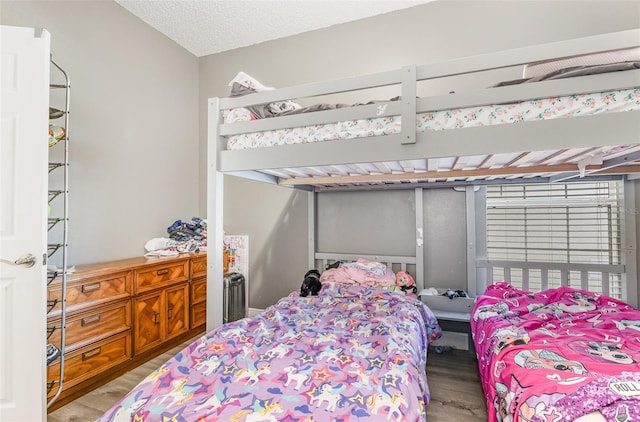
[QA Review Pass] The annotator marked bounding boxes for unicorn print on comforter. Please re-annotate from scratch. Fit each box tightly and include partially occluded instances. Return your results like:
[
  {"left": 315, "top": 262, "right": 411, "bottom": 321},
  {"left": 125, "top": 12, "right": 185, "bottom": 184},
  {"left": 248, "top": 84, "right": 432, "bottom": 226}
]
[{"left": 97, "top": 283, "right": 441, "bottom": 421}]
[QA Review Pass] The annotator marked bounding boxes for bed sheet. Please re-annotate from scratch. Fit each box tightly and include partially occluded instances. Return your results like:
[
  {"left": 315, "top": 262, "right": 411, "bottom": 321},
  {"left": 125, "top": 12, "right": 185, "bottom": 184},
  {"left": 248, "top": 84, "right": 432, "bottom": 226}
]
[
  {"left": 226, "top": 88, "right": 640, "bottom": 150},
  {"left": 97, "top": 283, "right": 441, "bottom": 422},
  {"left": 471, "top": 282, "right": 640, "bottom": 422}
]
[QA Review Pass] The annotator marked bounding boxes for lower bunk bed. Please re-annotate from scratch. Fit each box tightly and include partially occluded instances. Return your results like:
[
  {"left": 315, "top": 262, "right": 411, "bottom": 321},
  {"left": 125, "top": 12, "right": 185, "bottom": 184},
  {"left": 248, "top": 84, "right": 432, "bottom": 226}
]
[
  {"left": 471, "top": 282, "right": 640, "bottom": 422},
  {"left": 97, "top": 259, "right": 442, "bottom": 421}
]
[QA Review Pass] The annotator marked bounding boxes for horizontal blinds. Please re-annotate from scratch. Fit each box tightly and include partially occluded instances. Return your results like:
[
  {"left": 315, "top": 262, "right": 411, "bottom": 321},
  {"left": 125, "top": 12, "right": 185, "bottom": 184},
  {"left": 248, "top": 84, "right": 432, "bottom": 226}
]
[{"left": 486, "top": 182, "right": 624, "bottom": 297}]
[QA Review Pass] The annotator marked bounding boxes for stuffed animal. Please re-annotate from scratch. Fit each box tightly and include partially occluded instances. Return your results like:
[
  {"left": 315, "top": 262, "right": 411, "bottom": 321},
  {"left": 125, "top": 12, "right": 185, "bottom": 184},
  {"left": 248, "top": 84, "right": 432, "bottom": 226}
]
[
  {"left": 396, "top": 271, "right": 417, "bottom": 295},
  {"left": 300, "top": 269, "right": 322, "bottom": 297}
]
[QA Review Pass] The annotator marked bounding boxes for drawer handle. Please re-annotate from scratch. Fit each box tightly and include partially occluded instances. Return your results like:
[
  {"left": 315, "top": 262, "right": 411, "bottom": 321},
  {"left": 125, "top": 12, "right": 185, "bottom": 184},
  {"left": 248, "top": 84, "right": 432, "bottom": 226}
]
[
  {"left": 156, "top": 268, "right": 170, "bottom": 276},
  {"left": 81, "top": 313, "right": 101, "bottom": 327},
  {"left": 82, "top": 282, "right": 101, "bottom": 293},
  {"left": 82, "top": 347, "right": 101, "bottom": 361},
  {"left": 153, "top": 312, "right": 160, "bottom": 325}
]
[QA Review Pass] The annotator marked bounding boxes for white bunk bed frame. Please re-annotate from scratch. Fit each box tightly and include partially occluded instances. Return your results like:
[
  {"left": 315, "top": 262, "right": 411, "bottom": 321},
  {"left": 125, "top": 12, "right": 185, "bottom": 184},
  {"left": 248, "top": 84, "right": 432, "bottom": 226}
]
[{"left": 207, "top": 29, "right": 640, "bottom": 329}]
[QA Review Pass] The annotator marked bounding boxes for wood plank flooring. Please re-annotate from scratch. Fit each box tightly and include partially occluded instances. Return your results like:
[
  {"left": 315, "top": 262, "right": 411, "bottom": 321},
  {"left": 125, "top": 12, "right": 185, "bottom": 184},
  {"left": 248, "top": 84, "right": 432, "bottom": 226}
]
[
  {"left": 48, "top": 342, "right": 487, "bottom": 421},
  {"left": 425, "top": 348, "right": 488, "bottom": 421}
]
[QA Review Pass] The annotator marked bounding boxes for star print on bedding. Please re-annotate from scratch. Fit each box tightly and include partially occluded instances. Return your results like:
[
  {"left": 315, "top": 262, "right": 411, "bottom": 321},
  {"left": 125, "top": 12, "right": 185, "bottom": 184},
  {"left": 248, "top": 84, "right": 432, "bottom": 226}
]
[{"left": 97, "top": 283, "right": 441, "bottom": 421}]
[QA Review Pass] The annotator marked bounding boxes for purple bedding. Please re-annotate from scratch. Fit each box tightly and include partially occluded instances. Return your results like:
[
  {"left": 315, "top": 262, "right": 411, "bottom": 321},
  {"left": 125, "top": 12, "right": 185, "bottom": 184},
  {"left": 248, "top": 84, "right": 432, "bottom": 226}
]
[{"left": 97, "top": 283, "right": 442, "bottom": 421}]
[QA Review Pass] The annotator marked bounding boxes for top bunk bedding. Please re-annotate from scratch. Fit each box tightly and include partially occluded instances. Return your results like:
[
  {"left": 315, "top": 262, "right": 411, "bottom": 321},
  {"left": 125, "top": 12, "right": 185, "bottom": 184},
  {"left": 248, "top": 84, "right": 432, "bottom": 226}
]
[
  {"left": 226, "top": 86, "right": 638, "bottom": 151},
  {"left": 211, "top": 30, "right": 640, "bottom": 189}
]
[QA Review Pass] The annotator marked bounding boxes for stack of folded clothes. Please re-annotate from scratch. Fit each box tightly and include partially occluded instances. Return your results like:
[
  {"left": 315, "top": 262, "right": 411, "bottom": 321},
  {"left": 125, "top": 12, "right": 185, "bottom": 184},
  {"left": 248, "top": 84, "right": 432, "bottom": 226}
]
[
  {"left": 167, "top": 217, "right": 207, "bottom": 242},
  {"left": 144, "top": 217, "right": 207, "bottom": 257}
]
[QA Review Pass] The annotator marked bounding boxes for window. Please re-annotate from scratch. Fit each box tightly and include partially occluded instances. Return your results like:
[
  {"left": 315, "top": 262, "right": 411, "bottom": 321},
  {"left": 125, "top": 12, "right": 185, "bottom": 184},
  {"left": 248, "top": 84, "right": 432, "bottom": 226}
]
[{"left": 486, "top": 181, "right": 624, "bottom": 298}]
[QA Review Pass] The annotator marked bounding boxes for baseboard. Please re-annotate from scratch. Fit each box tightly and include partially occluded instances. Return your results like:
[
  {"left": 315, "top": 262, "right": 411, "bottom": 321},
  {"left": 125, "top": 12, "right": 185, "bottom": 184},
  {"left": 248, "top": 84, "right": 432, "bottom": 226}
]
[{"left": 248, "top": 307, "right": 264, "bottom": 317}]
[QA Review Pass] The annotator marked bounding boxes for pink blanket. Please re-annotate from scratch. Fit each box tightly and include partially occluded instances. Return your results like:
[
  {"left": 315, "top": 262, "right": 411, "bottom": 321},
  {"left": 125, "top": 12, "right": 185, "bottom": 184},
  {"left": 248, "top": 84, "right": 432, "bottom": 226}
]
[{"left": 472, "top": 282, "right": 640, "bottom": 422}]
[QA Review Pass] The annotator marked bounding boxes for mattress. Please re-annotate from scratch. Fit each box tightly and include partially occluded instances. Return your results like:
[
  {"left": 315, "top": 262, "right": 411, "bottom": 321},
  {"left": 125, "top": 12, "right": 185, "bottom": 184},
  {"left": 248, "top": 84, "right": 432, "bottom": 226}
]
[
  {"left": 226, "top": 88, "right": 640, "bottom": 150},
  {"left": 97, "top": 283, "right": 442, "bottom": 421},
  {"left": 471, "top": 282, "right": 640, "bottom": 422}
]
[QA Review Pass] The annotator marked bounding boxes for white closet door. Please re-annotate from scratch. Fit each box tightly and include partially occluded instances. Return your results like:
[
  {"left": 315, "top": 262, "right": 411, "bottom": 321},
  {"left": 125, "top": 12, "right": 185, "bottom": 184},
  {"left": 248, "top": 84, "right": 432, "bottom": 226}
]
[{"left": 0, "top": 25, "right": 49, "bottom": 422}]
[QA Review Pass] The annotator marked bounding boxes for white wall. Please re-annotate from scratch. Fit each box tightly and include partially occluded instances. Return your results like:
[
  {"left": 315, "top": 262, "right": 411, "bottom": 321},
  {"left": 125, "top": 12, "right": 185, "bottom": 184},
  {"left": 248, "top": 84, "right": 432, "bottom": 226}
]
[
  {"left": 1, "top": 0, "right": 200, "bottom": 266},
  {"left": 200, "top": 1, "right": 640, "bottom": 309}
]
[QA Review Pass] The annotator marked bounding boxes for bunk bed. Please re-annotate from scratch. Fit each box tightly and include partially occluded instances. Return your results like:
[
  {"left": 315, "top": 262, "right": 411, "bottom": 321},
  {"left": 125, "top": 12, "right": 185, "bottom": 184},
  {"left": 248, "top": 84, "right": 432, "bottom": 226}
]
[
  {"left": 472, "top": 282, "right": 640, "bottom": 422},
  {"left": 202, "top": 28, "right": 640, "bottom": 421},
  {"left": 96, "top": 256, "right": 442, "bottom": 421}
]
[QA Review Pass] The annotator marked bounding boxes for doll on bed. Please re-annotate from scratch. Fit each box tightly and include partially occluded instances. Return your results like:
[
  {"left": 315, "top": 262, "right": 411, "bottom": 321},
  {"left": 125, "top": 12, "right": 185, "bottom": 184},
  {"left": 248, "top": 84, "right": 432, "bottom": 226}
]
[{"left": 396, "top": 271, "right": 417, "bottom": 296}]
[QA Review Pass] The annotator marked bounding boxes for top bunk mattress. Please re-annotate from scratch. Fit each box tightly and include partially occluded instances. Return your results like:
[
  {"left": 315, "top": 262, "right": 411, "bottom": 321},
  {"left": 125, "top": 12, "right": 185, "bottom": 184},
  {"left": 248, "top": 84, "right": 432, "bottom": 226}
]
[{"left": 227, "top": 87, "right": 640, "bottom": 150}]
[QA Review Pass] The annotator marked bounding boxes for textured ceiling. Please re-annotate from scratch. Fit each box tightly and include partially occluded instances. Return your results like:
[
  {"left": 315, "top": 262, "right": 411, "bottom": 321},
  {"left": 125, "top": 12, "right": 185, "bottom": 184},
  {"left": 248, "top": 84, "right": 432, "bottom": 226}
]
[{"left": 115, "top": 0, "right": 434, "bottom": 57}]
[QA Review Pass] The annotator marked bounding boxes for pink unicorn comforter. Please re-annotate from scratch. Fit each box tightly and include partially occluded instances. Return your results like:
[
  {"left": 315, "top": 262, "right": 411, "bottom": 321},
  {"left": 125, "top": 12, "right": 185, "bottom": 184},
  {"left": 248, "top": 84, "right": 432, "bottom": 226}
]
[
  {"left": 472, "top": 282, "right": 640, "bottom": 422},
  {"left": 97, "top": 283, "right": 441, "bottom": 421}
]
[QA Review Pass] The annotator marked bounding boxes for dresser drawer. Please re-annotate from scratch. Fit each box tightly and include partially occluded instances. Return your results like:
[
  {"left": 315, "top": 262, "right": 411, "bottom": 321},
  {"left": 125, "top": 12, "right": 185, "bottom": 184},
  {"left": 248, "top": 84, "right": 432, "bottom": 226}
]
[
  {"left": 134, "top": 260, "right": 189, "bottom": 294},
  {"left": 190, "top": 277, "right": 206, "bottom": 305},
  {"left": 47, "top": 332, "right": 131, "bottom": 395},
  {"left": 48, "top": 271, "right": 132, "bottom": 316},
  {"left": 191, "top": 301, "right": 206, "bottom": 329},
  {"left": 191, "top": 255, "right": 207, "bottom": 279},
  {"left": 48, "top": 300, "right": 131, "bottom": 352}
]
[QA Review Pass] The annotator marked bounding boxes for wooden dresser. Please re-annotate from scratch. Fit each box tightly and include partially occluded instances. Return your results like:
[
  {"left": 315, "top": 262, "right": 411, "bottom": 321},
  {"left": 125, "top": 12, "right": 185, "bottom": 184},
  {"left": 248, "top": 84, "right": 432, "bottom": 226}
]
[{"left": 47, "top": 253, "right": 207, "bottom": 410}]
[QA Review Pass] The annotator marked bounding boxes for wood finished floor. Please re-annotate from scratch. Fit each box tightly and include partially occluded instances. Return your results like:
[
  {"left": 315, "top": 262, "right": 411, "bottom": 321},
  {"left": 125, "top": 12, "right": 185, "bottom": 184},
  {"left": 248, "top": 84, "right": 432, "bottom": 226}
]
[{"left": 48, "top": 342, "right": 487, "bottom": 421}]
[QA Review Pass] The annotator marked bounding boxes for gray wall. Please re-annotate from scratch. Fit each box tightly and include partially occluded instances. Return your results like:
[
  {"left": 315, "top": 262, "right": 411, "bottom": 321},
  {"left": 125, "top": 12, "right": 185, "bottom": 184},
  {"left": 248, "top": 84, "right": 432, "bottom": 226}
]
[
  {"left": 317, "top": 190, "right": 415, "bottom": 257},
  {"left": 223, "top": 175, "right": 308, "bottom": 308},
  {"left": 200, "top": 0, "right": 639, "bottom": 309},
  {"left": 1, "top": 0, "right": 199, "bottom": 266}
]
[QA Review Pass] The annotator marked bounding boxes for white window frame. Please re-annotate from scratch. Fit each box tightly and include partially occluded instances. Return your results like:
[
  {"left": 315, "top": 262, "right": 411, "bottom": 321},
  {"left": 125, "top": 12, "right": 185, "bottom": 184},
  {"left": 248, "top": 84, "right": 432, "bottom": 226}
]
[{"left": 473, "top": 179, "right": 637, "bottom": 307}]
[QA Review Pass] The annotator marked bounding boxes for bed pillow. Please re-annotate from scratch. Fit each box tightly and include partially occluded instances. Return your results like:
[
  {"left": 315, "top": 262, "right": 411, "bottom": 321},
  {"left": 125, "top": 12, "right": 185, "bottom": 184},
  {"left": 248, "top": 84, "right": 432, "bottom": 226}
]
[
  {"left": 227, "top": 72, "right": 301, "bottom": 121},
  {"left": 319, "top": 258, "right": 396, "bottom": 288}
]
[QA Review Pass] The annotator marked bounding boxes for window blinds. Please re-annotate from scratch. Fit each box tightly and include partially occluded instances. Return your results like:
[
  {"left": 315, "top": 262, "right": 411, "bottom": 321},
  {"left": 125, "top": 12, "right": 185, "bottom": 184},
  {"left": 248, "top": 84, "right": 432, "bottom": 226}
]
[{"left": 486, "top": 181, "right": 624, "bottom": 297}]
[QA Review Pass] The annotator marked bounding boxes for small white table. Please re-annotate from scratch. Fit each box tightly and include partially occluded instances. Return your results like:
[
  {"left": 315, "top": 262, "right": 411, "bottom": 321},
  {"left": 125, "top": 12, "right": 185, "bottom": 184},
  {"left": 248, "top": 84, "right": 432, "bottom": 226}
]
[
  {"left": 431, "top": 310, "right": 474, "bottom": 352},
  {"left": 420, "top": 295, "right": 475, "bottom": 352}
]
